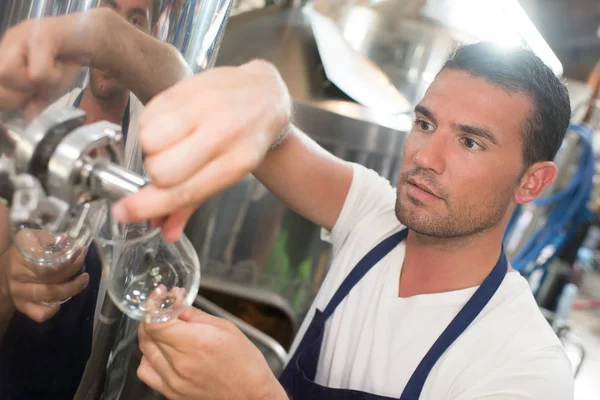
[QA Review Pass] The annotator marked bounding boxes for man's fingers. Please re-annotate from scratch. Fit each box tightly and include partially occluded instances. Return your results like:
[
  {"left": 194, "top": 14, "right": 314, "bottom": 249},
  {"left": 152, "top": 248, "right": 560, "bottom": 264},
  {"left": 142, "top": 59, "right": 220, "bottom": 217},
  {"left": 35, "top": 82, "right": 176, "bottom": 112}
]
[
  {"left": 143, "top": 124, "right": 222, "bottom": 187},
  {"left": 138, "top": 73, "right": 214, "bottom": 153},
  {"left": 138, "top": 324, "right": 190, "bottom": 396},
  {"left": 138, "top": 327, "right": 175, "bottom": 373},
  {"left": 137, "top": 356, "right": 173, "bottom": 399},
  {"left": 10, "top": 273, "right": 90, "bottom": 303},
  {"left": 0, "top": 25, "right": 32, "bottom": 91},
  {"left": 113, "top": 150, "right": 253, "bottom": 223},
  {"left": 178, "top": 307, "right": 238, "bottom": 332},
  {"left": 138, "top": 96, "right": 200, "bottom": 156},
  {"left": 160, "top": 206, "right": 196, "bottom": 242},
  {"left": 143, "top": 307, "right": 234, "bottom": 341},
  {"left": 17, "top": 301, "right": 61, "bottom": 323}
]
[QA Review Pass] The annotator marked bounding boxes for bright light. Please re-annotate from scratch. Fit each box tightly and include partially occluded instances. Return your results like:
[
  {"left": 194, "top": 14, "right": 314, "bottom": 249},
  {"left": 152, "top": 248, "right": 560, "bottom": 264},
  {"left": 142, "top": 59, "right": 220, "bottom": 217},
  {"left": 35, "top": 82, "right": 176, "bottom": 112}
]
[{"left": 421, "top": 0, "right": 563, "bottom": 76}]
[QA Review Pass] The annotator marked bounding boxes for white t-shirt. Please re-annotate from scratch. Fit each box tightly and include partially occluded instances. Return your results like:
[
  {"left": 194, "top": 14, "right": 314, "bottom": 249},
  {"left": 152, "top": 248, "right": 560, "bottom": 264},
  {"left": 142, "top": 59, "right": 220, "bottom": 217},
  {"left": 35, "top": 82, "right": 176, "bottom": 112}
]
[{"left": 287, "top": 163, "right": 574, "bottom": 399}]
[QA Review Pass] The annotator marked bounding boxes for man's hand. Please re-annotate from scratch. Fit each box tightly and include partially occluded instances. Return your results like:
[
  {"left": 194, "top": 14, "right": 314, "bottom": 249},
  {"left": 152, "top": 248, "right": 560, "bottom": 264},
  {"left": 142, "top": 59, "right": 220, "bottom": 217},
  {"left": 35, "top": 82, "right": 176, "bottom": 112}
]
[
  {"left": 0, "top": 7, "right": 189, "bottom": 115},
  {"left": 111, "top": 60, "right": 292, "bottom": 242},
  {"left": 0, "top": 11, "right": 106, "bottom": 118},
  {"left": 137, "top": 307, "right": 289, "bottom": 400},
  {"left": 0, "top": 231, "right": 89, "bottom": 323}
]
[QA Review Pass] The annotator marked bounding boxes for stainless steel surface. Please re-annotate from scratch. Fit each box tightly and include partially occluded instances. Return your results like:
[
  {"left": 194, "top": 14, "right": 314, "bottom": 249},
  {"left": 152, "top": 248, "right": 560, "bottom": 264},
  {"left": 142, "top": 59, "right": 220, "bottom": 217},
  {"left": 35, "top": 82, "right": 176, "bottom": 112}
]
[
  {"left": 201, "top": 275, "right": 299, "bottom": 332},
  {"left": 309, "top": 0, "right": 563, "bottom": 107},
  {"left": 87, "top": 160, "right": 147, "bottom": 201},
  {"left": 194, "top": 295, "right": 288, "bottom": 374},
  {"left": 1, "top": 107, "right": 144, "bottom": 233},
  {"left": 0, "top": 0, "right": 101, "bottom": 38},
  {"left": 309, "top": 9, "right": 411, "bottom": 113},
  {"left": 15, "top": 108, "right": 86, "bottom": 175},
  {"left": 176, "top": 0, "right": 233, "bottom": 72},
  {"left": 47, "top": 119, "right": 124, "bottom": 203},
  {"left": 312, "top": 1, "right": 470, "bottom": 107},
  {"left": 420, "top": 0, "right": 563, "bottom": 76},
  {"left": 215, "top": 6, "right": 325, "bottom": 101},
  {"left": 280, "top": 0, "right": 308, "bottom": 8}
]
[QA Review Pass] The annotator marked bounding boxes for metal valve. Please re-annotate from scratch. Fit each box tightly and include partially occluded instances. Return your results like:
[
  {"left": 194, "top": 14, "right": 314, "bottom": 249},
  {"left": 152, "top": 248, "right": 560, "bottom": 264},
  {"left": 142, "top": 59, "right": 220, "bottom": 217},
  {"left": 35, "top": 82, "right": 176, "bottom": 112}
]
[{"left": 0, "top": 106, "right": 148, "bottom": 235}]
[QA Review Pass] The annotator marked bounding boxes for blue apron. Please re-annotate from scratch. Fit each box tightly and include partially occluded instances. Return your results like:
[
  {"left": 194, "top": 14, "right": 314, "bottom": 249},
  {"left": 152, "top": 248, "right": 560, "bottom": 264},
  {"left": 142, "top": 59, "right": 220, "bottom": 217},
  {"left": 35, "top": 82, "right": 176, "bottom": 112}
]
[
  {"left": 0, "top": 89, "right": 131, "bottom": 400},
  {"left": 279, "top": 228, "right": 507, "bottom": 399}
]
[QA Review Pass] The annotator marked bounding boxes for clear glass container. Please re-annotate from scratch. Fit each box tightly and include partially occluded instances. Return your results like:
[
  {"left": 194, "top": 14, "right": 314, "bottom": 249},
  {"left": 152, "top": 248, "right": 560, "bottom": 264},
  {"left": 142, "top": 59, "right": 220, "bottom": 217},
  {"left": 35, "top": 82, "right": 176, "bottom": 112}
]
[
  {"left": 12, "top": 204, "right": 95, "bottom": 268},
  {"left": 12, "top": 202, "right": 98, "bottom": 304},
  {"left": 95, "top": 221, "right": 200, "bottom": 323}
]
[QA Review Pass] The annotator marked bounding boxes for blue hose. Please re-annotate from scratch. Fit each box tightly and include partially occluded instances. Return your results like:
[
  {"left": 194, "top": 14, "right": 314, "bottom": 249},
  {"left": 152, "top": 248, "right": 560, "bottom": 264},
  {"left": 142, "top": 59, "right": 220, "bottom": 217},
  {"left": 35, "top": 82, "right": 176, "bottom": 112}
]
[{"left": 507, "top": 123, "right": 596, "bottom": 279}]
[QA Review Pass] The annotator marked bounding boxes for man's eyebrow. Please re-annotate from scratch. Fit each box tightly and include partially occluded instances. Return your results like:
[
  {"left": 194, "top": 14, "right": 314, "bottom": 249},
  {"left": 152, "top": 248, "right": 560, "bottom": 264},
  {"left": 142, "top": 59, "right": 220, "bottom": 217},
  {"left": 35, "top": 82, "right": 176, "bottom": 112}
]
[
  {"left": 104, "top": 0, "right": 119, "bottom": 9},
  {"left": 414, "top": 104, "right": 437, "bottom": 125},
  {"left": 453, "top": 123, "right": 499, "bottom": 146},
  {"left": 129, "top": 7, "right": 149, "bottom": 19}
]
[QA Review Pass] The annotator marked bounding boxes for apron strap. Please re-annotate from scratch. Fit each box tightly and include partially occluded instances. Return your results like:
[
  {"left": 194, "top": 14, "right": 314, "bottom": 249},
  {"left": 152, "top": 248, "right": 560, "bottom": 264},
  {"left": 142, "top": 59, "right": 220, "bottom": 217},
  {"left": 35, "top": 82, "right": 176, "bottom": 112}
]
[
  {"left": 322, "top": 229, "right": 408, "bottom": 320},
  {"left": 400, "top": 248, "right": 508, "bottom": 399}
]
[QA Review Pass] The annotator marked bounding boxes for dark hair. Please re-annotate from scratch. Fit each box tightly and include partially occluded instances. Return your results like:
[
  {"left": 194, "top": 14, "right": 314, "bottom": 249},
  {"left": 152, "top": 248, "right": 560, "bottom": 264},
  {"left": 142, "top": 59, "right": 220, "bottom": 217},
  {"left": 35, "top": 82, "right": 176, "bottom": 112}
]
[{"left": 439, "top": 42, "right": 571, "bottom": 167}]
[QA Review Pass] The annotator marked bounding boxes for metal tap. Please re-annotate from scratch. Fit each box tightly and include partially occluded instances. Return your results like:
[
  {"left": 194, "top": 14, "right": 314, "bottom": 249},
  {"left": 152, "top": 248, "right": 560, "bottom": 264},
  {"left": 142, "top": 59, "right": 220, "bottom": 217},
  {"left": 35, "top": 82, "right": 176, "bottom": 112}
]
[{"left": 0, "top": 106, "right": 148, "bottom": 235}]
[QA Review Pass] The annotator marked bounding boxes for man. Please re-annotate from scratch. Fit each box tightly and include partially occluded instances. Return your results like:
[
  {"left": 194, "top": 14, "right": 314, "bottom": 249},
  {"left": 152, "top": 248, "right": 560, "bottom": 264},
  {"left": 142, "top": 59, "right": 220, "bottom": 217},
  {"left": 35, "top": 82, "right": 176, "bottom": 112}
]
[
  {"left": 0, "top": 2, "right": 174, "bottom": 399},
  {"left": 0, "top": 12, "right": 574, "bottom": 400},
  {"left": 118, "top": 47, "right": 575, "bottom": 399}
]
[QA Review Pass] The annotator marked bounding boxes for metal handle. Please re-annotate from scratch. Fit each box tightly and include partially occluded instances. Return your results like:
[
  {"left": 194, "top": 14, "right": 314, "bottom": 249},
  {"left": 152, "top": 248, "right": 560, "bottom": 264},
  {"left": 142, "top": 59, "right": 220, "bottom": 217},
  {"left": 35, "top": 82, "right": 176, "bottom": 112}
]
[{"left": 86, "top": 159, "right": 149, "bottom": 202}]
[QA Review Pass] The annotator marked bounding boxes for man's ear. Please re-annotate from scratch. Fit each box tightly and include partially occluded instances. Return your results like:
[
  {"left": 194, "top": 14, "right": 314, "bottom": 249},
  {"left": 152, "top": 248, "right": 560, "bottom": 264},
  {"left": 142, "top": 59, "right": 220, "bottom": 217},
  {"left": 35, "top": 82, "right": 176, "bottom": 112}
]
[{"left": 514, "top": 161, "right": 557, "bottom": 204}]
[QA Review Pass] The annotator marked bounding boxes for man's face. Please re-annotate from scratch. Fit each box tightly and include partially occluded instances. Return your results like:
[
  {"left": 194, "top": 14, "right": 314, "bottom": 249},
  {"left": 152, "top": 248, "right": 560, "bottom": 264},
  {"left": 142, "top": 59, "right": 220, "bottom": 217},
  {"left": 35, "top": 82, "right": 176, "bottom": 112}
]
[
  {"left": 395, "top": 69, "right": 533, "bottom": 239},
  {"left": 90, "top": 0, "right": 155, "bottom": 101}
]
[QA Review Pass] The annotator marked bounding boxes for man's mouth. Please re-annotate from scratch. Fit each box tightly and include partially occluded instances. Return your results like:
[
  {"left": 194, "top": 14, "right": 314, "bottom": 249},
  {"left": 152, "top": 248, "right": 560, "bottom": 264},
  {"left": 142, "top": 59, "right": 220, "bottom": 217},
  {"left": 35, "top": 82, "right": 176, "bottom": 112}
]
[{"left": 406, "top": 177, "right": 442, "bottom": 200}]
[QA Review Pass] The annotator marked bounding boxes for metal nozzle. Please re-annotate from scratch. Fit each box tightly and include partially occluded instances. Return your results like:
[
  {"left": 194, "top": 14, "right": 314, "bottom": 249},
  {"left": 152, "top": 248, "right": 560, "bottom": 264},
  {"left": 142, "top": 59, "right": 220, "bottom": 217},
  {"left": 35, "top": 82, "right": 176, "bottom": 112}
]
[{"left": 86, "top": 159, "right": 149, "bottom": 202}]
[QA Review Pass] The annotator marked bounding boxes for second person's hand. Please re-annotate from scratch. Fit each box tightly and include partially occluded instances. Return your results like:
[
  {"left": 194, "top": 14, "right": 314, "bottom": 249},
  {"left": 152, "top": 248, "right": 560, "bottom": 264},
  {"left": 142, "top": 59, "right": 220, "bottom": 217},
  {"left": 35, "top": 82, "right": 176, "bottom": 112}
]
[
  {"left": 111, "top": 60, "right": 292, "bottom": 241},
  {"left": 0, "top": 233, "right": 89, "bottom": 323}
]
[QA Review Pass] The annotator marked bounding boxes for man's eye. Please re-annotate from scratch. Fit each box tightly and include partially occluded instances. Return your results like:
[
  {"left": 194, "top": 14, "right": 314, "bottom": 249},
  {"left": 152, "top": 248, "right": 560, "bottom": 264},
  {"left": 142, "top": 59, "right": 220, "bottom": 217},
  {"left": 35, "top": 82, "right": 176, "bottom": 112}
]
[
  {"left": 462, "top": 137, "right": 483, "bottom": 151},
  {"left": 415, "top": 119, "right": 434, "bottom": 132}
]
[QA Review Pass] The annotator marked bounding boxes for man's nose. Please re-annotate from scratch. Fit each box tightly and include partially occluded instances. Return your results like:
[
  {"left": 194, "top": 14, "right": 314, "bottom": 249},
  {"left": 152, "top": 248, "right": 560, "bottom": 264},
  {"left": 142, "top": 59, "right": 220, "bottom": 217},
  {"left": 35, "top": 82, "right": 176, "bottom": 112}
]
[{"left": 412, "top": 131, "right": 446, "bottom": 175}]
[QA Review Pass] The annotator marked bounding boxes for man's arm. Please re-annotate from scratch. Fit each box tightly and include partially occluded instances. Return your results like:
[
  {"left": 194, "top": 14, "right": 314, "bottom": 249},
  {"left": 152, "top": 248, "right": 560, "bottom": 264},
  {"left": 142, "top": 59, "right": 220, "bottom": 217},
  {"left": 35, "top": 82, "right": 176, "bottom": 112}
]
[
  {"left": 0, "top": 204, "right": 15, "bottom": 339},
  {"left": 46, "top": 8, "right": 192, "bottom": 105},
  {"left": 111, "top": 61, "right": 354, "bottom": 237},
  {"left": 82, "top": 8, "right": 193, "bottom": 104},
  {"left": 253, "top": 125, "right": 353, "bottom": 232},
  {"left": 0, "top": 8, "right": 192, "bottom": 110}
]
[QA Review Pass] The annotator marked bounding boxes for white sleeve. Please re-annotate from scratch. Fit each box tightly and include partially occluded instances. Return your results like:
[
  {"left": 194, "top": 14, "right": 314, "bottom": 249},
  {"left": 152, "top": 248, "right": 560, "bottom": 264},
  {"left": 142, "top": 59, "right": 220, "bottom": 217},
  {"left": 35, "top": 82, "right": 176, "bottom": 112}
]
[
  {"left": 452, "top": 346, "right": 574, "bottom": 400},
  {"left": 321, "top": 163, "right": 397, "bottom": 256}
]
